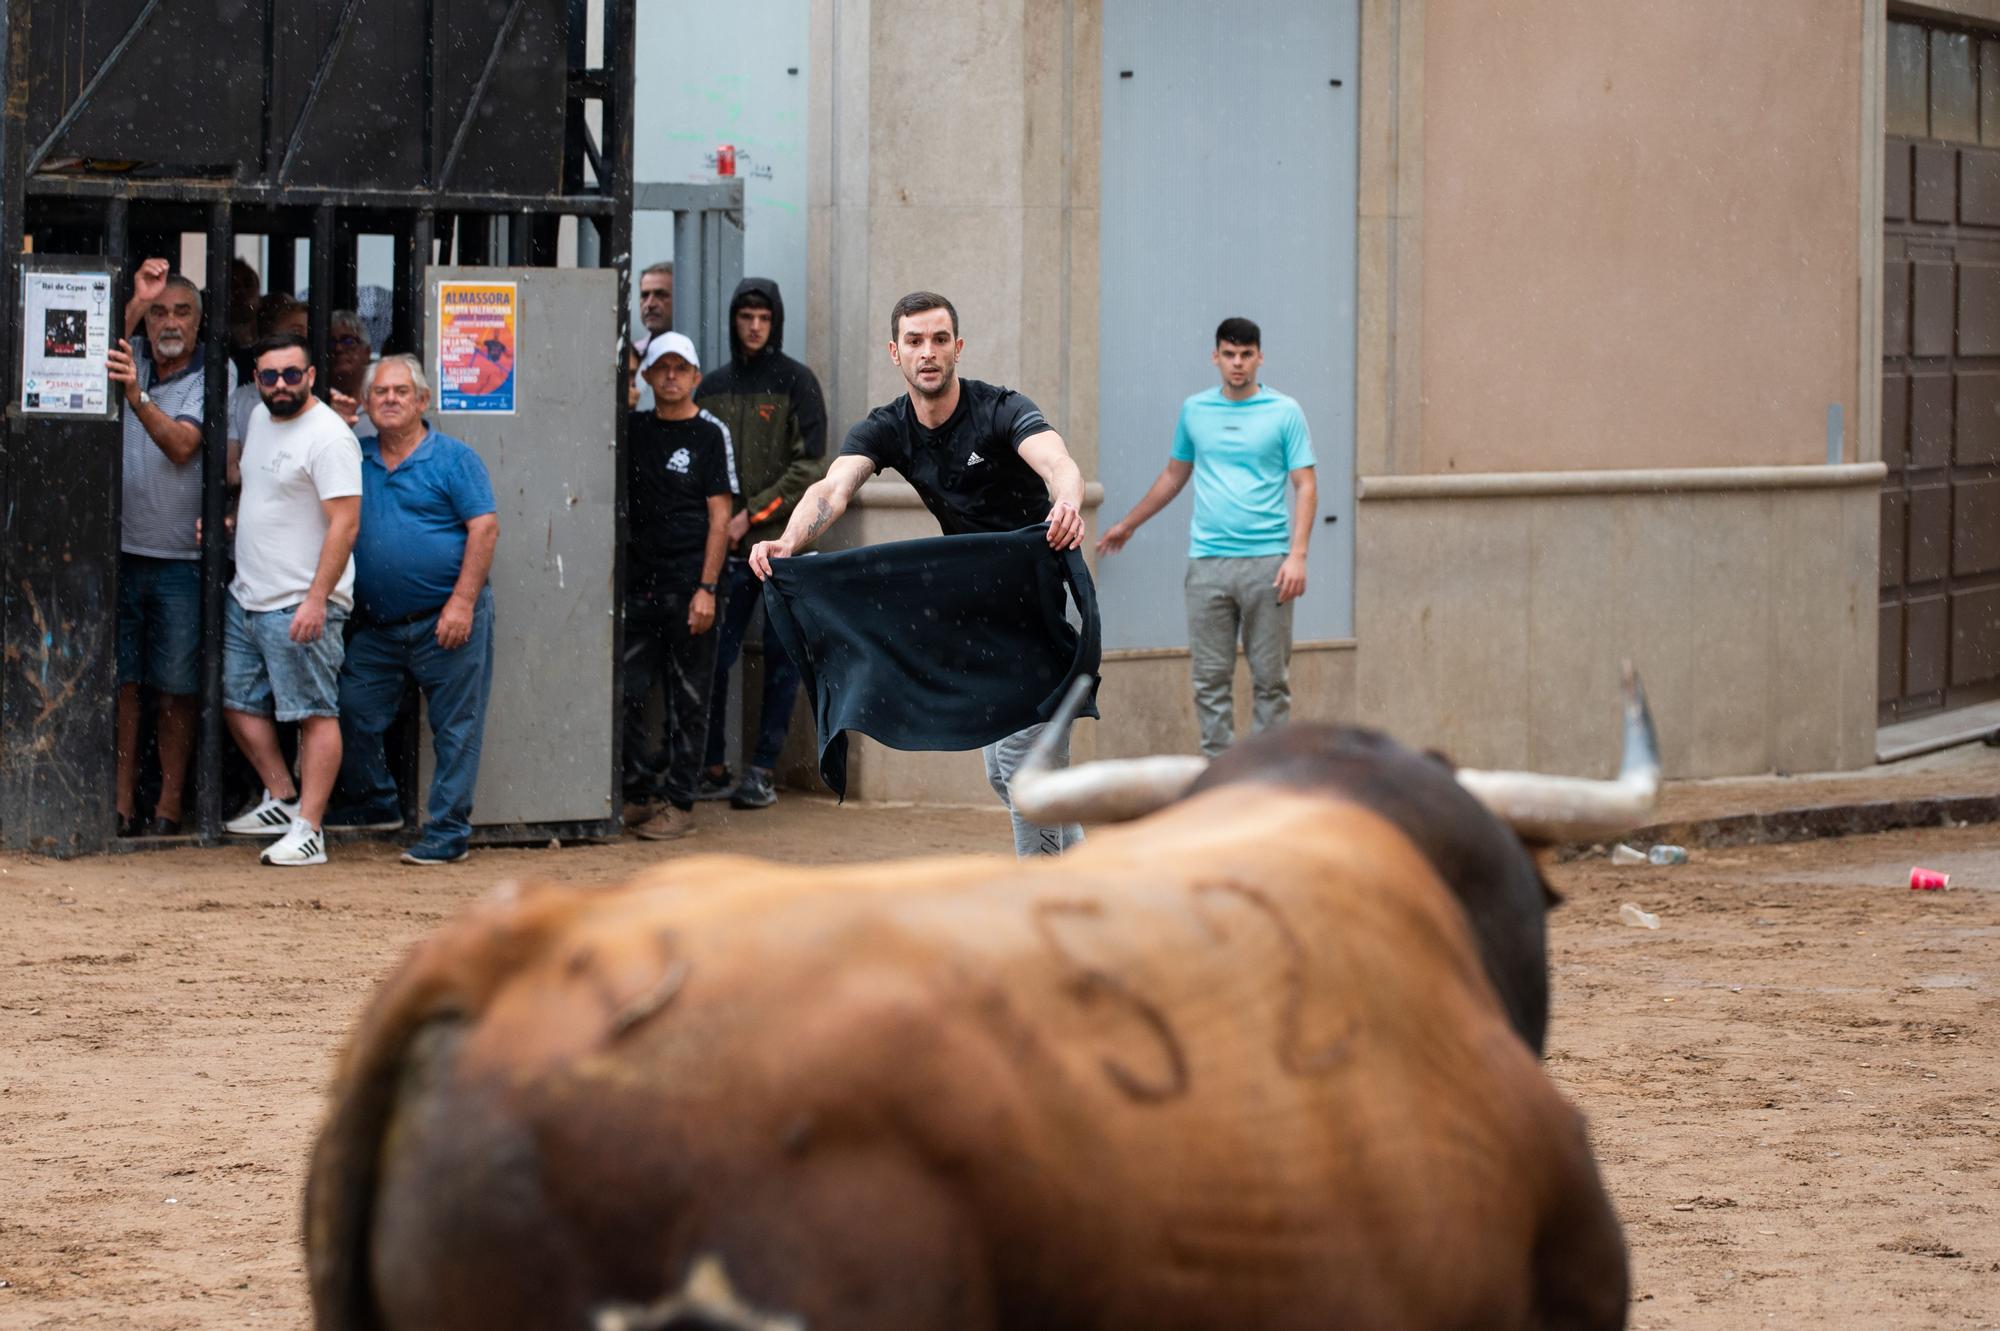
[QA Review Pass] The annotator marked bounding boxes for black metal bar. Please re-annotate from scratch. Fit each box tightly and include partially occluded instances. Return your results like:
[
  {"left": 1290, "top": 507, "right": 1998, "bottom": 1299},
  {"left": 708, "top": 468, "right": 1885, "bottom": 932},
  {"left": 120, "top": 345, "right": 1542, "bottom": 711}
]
[
  {"left": 0, "top": 0, "right": 27, "bottom": 418},
  {"left": 310, "top": 203, "right": 334, "bottom": 389},
  {"left": 606, "top": 0, "right": 635, "bottom": 819},
  {"left": 458, "top": 213, "right": 491, "bottom": 266},
  {"left": 276, "top": 0, "right": 366, "bottom": 185},
  {"left": 438, "top": 0, "right": 532, "bottom": 191},
  {"left": 407, "top": 209, "right": 435, "bottom": 356},
  {"left": 197, "top": 204, "right": 232, "bottom": 841},
  {"left": 506, "top": 211, "right": 530, "bottom": 265},
  {"left": 24, "top": 0, "right": 162, "bottom": 174},
  {"left": 23, "top": 176, "right": 621, "bottom": 215},
  {"left": 268, "top": 233, "right": 296, "bottom": 295}
]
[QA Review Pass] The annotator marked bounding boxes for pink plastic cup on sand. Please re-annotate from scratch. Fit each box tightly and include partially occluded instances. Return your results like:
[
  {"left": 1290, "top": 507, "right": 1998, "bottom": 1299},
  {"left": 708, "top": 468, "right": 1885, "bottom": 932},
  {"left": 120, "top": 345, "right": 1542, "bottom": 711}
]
[{"left": 1909, "top": 866, "right": 1950, "bottom": 891}]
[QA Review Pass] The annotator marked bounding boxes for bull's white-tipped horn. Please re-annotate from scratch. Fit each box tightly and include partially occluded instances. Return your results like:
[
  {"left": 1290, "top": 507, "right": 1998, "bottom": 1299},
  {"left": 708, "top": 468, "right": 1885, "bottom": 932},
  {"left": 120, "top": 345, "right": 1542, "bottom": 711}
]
[
  {"left": 1007, "top": 676, "right": 1209, "bottom": 826},
  {"left": 1453, "top": 662, "right": 1661, "bottom": 843}
]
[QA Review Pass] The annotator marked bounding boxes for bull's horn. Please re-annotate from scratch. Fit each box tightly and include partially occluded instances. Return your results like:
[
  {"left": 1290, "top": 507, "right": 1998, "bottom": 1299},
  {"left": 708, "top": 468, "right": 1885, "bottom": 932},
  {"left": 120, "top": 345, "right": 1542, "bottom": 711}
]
[
  {"left": 1453, "top": 662, "right": 1661, "bottom": 843},
  {"left": 1007, "top": 675, "right": 1209, "bottom": 826}
]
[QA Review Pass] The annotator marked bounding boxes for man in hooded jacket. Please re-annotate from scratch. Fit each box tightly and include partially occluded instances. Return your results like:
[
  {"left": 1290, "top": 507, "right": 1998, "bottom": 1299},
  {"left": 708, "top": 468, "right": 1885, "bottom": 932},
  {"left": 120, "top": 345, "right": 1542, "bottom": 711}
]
[{"left": 691, "top": 278, "right": 830, "bottom": 808}]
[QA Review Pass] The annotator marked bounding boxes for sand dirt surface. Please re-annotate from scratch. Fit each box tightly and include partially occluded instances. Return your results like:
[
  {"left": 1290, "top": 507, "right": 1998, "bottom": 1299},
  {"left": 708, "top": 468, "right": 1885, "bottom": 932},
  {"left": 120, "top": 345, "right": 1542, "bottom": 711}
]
[{"left": 0, "top": 804, "right": 1995, "bottom": 1328}]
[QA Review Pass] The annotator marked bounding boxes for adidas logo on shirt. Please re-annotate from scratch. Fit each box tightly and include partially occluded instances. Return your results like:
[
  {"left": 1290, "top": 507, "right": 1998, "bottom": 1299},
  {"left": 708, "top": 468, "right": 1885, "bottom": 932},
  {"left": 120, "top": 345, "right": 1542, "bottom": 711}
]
[
  {"left": 666, "top": 447, "right": 692, "bottom": 474},
  {"left": 966, "top": 451, "right": 985, "bottom": 466}
]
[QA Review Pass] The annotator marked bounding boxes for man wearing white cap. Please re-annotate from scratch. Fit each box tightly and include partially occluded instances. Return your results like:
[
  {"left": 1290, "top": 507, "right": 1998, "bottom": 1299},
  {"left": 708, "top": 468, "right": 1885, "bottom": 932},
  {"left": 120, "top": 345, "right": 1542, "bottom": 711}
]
[{"left": 621, "top": 332, "right": 739, "bottom": 840}]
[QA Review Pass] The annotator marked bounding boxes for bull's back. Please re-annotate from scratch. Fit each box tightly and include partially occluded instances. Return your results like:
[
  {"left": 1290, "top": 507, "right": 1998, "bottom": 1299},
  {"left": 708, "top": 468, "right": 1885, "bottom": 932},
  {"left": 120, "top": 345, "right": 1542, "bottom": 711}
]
[{"left": 315, "top": 801, "right": 1622, "bottom": 1330}]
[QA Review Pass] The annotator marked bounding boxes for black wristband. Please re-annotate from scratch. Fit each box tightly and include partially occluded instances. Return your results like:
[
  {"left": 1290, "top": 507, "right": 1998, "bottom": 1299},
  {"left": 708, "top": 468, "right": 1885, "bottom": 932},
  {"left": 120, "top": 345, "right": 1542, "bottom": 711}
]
[{"left": 696, "top": 581, "right": 718, "bottom": 594}]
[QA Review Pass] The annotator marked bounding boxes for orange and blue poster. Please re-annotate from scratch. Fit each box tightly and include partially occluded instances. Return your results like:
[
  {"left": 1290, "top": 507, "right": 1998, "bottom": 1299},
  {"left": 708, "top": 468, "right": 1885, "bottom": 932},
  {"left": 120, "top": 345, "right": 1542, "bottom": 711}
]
[{"left": 438, "top": 281, "right": 517, "bottom": 413}]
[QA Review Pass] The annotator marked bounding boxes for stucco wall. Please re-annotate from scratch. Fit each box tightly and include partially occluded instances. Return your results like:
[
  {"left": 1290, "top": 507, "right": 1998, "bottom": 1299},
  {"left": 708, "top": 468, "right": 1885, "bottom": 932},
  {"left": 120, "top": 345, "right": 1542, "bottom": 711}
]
[{"left": 1417, "top": 0, "right": 1866, "bottom": 474}]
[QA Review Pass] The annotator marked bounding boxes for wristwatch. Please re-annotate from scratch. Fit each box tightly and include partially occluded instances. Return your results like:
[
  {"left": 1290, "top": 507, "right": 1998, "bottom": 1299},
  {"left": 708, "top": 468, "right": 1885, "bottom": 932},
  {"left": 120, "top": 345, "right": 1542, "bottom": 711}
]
[
  {"left": 696, "top": 581, "right": 718, "bottom": 594},
  {"left": 137, "top": 390, "right": 152, "bottom": 408}
]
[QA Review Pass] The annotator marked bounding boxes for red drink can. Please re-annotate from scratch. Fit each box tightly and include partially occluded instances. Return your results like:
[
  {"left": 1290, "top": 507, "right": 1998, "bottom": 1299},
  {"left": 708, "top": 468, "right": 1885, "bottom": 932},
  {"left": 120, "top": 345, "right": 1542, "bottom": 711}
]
[
  {"left": 1909, "top": 866, "right": 1950, "bottom": 891},
  {"left": 716, "top": 144, "right": 736, "bottom": 177}
]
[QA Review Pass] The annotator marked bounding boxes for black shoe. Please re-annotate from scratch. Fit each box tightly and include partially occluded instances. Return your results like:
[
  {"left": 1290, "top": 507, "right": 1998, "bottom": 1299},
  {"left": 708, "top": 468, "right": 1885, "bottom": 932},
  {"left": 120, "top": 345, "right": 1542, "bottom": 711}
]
[
  {"left": 148, "top": 816, "right": 182, "bottom": 837},
  {"left": 116, "top": 813, "right": 142, "bottom": 838},
  {"left": 729, "top": 767, "right": 778, "bottom": 810},
  {"left": 694, "top": 767, "right": 736, "bottom": 802}
]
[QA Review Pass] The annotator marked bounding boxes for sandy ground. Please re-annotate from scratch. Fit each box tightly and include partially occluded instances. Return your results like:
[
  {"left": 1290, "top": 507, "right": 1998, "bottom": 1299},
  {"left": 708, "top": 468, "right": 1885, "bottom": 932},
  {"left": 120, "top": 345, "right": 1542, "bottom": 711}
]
[{"left": 0, "top": 801, "right": 1995, "bottom": 1329}]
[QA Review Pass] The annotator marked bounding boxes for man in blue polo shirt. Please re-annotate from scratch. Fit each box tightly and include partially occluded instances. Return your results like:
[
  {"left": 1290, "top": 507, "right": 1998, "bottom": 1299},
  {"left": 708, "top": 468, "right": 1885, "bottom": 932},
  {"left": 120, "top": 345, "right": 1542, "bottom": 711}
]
[
  {"left": 1097, "top": 315, "right": 1317, "bottom": 757},
  {"left": 331, "top": 354, "right": 500, "bottom": 864}
]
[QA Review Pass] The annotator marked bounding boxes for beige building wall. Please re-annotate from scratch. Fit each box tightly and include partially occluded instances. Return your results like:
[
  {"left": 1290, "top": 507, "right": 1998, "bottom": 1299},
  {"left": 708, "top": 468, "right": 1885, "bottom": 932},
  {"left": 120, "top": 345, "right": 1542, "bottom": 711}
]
[
  {"left": 796, "top": 0, "right": 1889, "bottom": 801},
  {"left": 1418, "top": 0, "right": 1866, "bottom": 475},
  {"left": 1346, "top": 0, "right": 1885, "bottom": 780}
]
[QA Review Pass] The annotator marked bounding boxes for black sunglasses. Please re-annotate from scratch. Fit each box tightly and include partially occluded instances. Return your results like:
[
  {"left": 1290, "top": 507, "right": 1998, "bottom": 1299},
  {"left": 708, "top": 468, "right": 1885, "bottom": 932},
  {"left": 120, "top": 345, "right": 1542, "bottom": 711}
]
[{"left": 256, "top": 367, "right": 308, "bottom": 386}]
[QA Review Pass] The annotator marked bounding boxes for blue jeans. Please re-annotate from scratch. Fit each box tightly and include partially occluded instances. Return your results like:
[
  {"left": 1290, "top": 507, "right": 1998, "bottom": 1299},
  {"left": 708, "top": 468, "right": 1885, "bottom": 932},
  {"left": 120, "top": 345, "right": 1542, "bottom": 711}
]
[
  {"left": 702, "top": 558, "right": 802, "bottom": 772},
  {"left": 335, "top": 588, "right": 494, "bottom": 853},
  {"left": 223, "top": 596, "right": 347, "bottom": 720},
  {"left": 117, "top": 555, "right": 202, "bottom": 695}
]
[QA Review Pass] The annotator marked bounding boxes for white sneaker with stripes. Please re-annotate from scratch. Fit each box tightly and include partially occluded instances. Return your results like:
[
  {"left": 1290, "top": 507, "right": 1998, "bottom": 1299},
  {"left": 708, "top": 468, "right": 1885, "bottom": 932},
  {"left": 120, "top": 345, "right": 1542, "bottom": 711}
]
[
  {"left": 261, "top": 818, "right": 327, "bottom": 867},
  {"left": 227, "top": 790, "right": 301, "bottom": 837}
]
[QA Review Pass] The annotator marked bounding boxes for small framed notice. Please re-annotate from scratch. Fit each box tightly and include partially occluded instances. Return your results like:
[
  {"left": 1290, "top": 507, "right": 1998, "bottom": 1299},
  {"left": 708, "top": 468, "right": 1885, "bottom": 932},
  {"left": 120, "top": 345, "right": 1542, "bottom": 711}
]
[{"left": 16, "top": 258, "right": 116, "bottom": 420}]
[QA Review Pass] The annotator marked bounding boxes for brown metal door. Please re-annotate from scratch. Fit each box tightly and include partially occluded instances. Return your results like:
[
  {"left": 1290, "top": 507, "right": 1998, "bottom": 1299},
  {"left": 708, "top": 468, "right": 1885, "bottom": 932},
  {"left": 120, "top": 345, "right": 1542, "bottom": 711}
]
[{"left": 1881, "top": 19, "right": 2000, "bottom": 724}]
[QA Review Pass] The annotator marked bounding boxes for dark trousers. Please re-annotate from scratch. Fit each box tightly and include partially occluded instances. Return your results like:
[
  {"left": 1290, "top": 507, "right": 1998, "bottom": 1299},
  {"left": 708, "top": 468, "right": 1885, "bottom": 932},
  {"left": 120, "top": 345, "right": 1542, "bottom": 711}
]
[
  {"left": 623, "top": 585, "right": 724, "bottom": 809},
  {"left": 702, "top": 558, "right": 802, "bottom": 773},
  {"left": 336, "top": 588, "right": 495, "bottom": 852}
]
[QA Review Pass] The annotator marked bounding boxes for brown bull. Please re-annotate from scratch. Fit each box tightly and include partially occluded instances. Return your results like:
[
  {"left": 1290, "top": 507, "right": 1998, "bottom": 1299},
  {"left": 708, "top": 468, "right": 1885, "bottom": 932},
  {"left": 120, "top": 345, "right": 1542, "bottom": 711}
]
[{"left": 308, "top": 695, "right": 1643, "bottom": 1330}]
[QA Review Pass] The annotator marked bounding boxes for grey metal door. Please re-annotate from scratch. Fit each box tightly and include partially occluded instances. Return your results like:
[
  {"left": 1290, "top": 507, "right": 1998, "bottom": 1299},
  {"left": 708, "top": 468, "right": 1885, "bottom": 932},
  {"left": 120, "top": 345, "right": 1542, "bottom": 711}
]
[
  {"left": 422, "top": 266, "right": 619, "bottom": 828},
  {"left": 1097, "top": 0, "right": 1358, "bottom": 649}
]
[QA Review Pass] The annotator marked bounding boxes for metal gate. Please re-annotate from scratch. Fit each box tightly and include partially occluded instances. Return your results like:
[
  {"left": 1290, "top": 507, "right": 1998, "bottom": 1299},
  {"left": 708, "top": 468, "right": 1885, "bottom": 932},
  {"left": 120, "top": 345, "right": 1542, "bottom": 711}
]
[
  {"left": 1880, "top": 16, "right": 2000, "bottom": 724},
  {"left": 1096, "top": 0, "right": 1358, "bottom": 650}
]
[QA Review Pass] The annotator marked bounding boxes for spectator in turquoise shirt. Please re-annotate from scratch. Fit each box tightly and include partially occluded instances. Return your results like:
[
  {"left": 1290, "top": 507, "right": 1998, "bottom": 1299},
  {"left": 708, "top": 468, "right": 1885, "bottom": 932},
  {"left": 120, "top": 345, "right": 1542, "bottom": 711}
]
[{"left": 1097, "top": 316, "right": 1317, "bottom": 756}]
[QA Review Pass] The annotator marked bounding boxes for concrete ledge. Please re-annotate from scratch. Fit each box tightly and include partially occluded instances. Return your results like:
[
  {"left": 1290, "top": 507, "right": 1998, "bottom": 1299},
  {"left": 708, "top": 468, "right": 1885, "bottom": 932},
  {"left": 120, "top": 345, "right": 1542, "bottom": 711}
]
[
  {"left": 1104, "top": 638, "right": 1356, "bottom": 663},
  {"left": 1360, "top": 462, "right": 1886, "bottom": 501},
  {"left": 1557, "top": 793, "right": 2000, "bottom": 860}
]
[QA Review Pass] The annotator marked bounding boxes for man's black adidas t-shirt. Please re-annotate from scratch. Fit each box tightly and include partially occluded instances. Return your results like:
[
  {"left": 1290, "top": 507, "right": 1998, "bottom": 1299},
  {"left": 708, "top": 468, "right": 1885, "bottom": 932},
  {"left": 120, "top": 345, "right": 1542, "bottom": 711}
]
[
  {"left": 626, "top": 409, "right": 735, "bottom": 594},
  {"left": 838, "top": 378, "right": 1053, "bottom": 535}
]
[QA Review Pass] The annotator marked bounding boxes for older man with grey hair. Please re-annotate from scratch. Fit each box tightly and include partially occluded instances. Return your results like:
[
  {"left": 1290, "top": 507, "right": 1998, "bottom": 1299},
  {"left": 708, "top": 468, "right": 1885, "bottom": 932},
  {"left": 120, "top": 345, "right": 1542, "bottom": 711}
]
[
  {"left": 104, "top": 258, "right": 236, "bottom": 837},
  {"left": 328, "top": 353, "right": 500, "bottom": 865}
]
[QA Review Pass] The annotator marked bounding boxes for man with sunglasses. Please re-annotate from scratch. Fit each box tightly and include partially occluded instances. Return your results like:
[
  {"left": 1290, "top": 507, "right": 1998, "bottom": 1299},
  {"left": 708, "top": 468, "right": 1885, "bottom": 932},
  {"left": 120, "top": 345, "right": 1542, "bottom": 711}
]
[{"left": 221, "top": 333, "right": 363, "bottom": 867}]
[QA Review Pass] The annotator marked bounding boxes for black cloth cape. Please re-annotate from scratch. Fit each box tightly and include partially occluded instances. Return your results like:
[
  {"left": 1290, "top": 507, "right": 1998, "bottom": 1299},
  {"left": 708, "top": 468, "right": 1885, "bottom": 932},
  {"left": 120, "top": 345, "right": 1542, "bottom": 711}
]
[{"left": 761, "top": 524, "right": 1101, "bottom": 798}]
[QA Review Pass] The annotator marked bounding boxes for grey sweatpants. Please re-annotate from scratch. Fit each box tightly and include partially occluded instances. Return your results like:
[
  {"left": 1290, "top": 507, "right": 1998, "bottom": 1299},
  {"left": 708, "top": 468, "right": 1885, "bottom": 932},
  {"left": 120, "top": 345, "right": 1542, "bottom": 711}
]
[
  {"left": 983, "top": 721, "right": 1085, "bottom": 857},
  {"left": 1186, "top": 554, "right": 1294, "bottom": 758}
]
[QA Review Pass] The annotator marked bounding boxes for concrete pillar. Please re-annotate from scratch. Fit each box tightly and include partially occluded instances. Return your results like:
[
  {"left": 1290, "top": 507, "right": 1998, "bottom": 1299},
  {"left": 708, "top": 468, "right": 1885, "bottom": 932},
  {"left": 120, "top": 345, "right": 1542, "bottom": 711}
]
[{"left": 801, "top": 0, "right": 1103, "bottom": 803}]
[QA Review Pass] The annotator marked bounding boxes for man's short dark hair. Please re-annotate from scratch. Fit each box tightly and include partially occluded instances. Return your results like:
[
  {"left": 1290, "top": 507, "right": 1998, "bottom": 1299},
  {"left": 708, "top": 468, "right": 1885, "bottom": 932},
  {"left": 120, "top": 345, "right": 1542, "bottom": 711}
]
[
  {"left": 251, "top": 331, "right": 311, "bottom": 364},
  {"left": 1215, "top": 317, "right": 1261, "bottom": 348},
  {"left": 641, "top": 261, "right": 673, "bottom": 282},
  {"left": 737, "top": 290, "right": 774, "bottom": 312},
  {"left": 890, "top": 291, "right": 958, "bottom": 340}
]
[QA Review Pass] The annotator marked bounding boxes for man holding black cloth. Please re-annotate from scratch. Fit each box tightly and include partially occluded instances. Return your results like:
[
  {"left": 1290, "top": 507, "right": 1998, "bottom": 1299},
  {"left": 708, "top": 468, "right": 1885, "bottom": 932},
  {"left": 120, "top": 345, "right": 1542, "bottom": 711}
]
[
  {"left": 623, "top": 332, "right": 737, "bottom": 841},
  {"left": 749, "top": 290, "right": 1088, "bottom": 856}
]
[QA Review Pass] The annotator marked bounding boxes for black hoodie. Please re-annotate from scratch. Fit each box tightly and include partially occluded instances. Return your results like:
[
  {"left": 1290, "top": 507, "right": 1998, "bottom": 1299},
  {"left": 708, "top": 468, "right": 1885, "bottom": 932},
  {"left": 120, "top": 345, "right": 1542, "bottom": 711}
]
[{"left": 693, "top": 278, "right": 830, "bottom": 549}]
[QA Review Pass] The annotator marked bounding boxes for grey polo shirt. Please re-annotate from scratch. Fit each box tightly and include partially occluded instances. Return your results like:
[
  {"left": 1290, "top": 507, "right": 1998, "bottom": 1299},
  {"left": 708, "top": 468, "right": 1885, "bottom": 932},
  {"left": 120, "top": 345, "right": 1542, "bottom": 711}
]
[{"left": 121, "top": 337, "right": 234, "bottom": 559}]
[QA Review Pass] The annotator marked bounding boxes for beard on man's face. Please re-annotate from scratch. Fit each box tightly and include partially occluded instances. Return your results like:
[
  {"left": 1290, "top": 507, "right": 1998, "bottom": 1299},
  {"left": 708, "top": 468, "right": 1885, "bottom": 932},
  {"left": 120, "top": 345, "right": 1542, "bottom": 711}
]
[{"left": 262, "top": 386, "right": 308, "bottom": 419}]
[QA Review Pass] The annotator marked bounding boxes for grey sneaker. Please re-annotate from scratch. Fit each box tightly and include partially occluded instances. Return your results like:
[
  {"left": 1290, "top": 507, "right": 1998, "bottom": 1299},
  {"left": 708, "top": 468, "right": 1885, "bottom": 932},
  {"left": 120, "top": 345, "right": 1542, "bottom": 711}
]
[
  {"left": 693, "top": 767, "right": 736, "bottom": 801},
  {"left": 729, "top": 766, "right": 777, "bottom": 810}
]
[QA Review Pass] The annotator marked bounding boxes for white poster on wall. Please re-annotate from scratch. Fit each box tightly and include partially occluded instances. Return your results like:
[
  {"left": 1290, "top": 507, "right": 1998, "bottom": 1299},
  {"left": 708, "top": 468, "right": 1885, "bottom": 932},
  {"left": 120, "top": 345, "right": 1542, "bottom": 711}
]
[{"left": 19, "top": 269, "right": 114, "bottom": 416}]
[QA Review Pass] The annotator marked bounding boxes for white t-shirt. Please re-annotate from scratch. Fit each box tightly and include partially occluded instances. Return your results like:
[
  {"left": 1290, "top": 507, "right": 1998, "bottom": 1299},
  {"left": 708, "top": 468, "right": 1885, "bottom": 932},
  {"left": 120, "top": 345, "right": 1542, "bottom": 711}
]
[{"left": 231, "top": 398, "right": 363, "bottom": 613}]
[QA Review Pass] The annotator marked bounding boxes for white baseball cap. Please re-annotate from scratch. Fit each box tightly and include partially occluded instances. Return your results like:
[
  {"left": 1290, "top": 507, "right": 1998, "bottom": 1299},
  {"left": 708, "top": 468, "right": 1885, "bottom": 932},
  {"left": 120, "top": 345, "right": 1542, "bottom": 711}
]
[{"left": 639, "top": 330, "right": 700, "bottom": 374}]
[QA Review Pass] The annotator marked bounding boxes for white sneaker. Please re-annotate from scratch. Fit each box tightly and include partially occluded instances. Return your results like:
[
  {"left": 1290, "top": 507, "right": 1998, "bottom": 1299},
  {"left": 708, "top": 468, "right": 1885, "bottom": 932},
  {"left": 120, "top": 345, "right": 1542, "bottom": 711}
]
[
  {"left": 227, "top": 790, "right": 301, "bottom": 837},
  {"left": 261, "top": 818, "right": 327, "bottom": 867}
]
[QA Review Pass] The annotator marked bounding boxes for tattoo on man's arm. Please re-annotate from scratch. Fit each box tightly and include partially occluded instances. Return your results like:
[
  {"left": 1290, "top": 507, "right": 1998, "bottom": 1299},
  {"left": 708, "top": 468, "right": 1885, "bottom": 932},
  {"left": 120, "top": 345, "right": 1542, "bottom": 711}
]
[{"left": 803, "top": 497, "right": 833, "bottom": 543}]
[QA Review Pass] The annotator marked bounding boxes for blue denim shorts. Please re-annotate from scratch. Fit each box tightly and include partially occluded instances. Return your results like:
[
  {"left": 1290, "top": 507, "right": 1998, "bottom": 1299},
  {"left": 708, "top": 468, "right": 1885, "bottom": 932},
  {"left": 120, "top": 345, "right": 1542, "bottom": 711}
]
[
  {"left": 223, "top": 596, "right": 347, "bottom": 721},
  {"left": 116, "top": 555, "right": 202, "bottom": 695}
]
